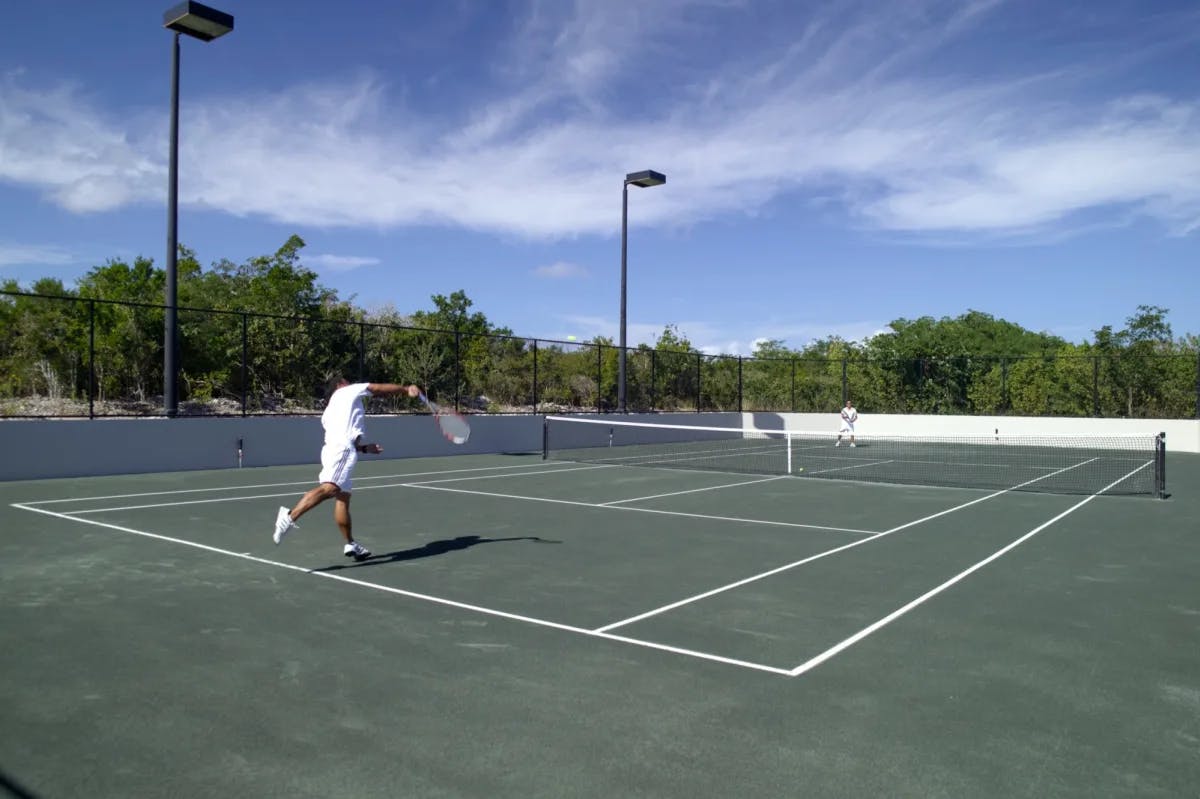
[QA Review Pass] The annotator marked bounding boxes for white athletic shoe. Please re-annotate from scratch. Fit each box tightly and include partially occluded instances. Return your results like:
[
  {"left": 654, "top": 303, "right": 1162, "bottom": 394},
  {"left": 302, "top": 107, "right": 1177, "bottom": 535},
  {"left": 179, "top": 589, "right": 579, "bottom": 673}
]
[
  {"left": 343, "top": 541, "right": 372, "bottom": 562},
  {"left": 273, "top": 506, "right": 296, "bottom": 544},
  {"left": 850, "top": 442, "right": 856, "bottom": 447},
  {"left": 835, "top": 441, "right": 841, "bottom": 447}
]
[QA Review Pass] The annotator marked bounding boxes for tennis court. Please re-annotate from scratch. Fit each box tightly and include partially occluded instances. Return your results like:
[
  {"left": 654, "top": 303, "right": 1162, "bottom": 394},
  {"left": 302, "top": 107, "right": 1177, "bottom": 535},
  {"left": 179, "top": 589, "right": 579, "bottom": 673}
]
[{"left": 3, "top": 437, "right": 1198, "bottom": 797}]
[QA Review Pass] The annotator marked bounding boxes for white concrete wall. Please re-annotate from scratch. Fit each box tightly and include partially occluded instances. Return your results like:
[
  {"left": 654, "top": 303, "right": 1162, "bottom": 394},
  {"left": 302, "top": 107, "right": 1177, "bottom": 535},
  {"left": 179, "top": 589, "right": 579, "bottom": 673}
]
[
  {"left": 0, "top": 412, "right": 740, "bottom": 482},
  {"left": 2, "top": 411, "right": 1192, "bottom": 482},
  {"left": 741, "top": 412, "right": 1200, "bottom": 453}
]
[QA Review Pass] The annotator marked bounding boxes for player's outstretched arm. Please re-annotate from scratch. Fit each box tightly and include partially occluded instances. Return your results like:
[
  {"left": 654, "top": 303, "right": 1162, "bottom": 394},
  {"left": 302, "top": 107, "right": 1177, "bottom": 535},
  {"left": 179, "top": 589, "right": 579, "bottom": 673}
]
[{"left": 367, "top": 383, "right": 420, "bottom": 398}]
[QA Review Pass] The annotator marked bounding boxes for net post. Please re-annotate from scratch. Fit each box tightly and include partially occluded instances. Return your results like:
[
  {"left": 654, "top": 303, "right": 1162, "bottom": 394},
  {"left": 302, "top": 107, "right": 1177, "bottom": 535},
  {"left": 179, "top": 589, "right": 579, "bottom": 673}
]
[
  {"left": 541, "top": 418, "right": 549, "bottom": 460},
  {"left": 1154, "top": 431, "right": 1166, "bottom": 499}
]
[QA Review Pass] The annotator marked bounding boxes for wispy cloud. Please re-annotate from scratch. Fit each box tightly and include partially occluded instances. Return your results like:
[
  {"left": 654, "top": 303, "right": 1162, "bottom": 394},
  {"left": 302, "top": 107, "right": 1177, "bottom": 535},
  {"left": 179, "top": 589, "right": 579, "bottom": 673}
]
[
  {"left": 306, "top": 253, "right": 380, "bottom": 272},
  {"left": 2, "top": 1, "right": 1198, "bottom": 239},
  {"left": 533, "top": 260, "right": 588, "bottom": 279},
  {"left": 0, "top": 242, "right": 77, "bottom": 267}
]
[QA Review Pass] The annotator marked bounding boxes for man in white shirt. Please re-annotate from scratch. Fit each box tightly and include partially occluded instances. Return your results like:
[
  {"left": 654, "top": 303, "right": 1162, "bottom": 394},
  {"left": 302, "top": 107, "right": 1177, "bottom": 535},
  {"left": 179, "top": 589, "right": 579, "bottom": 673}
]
[
  {"left": 273, "top": 376, "right": 419, "bottom": 560},
  {"left": 836, "top": 399, "right": 857, "bottom": 447}
]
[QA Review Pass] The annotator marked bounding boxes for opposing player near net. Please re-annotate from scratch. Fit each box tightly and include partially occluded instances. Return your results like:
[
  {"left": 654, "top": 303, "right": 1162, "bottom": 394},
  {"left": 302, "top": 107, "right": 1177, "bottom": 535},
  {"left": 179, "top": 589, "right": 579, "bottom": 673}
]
[
  {"left": 836, "top": 399, "right": 857, "bottom": 447},
  {"left": 272, "top": 376, "right": 420, "bottom": 561}
]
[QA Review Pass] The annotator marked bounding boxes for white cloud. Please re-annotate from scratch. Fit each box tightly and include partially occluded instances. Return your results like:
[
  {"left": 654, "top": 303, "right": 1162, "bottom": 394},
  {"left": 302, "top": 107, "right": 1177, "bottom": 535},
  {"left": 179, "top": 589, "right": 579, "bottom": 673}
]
[
  {"left": 546, "top": 312, "right": 892, "bottom": 355},
  {"left": 533, "top": 260, "right": 588, "bottom": 279},
  {"left": 306, "top": 253, "right": 380, "bottom": 272},
  {"left": 2, "top": 2, "right": 1198, "bottom": 239}
]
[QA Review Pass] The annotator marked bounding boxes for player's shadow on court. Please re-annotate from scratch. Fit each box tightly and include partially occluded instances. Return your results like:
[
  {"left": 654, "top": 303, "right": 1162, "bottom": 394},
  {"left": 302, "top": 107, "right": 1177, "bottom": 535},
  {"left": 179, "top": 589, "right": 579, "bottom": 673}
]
[{"left": 312, "top": 534, "right": 560, "bottom": 571}]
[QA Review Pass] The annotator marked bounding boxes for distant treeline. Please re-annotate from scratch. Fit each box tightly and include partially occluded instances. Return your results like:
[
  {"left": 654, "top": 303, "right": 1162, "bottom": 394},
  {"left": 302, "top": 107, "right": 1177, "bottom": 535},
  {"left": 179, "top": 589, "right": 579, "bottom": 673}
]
[{"left": 1, "top": 235, "right": 1197, "bottom": 418}]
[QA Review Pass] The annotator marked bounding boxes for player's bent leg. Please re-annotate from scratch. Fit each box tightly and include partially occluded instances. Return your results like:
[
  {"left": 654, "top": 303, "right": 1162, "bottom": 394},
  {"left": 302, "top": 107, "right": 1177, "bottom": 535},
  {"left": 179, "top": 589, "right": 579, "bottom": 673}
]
[
  {"left": 274, "top": 482, "right": 340, "bottom": 545},
  {"left": 334, "top": 490, "right": 353, "bottom": 542},
  {"left": 291, "top": 482, "right": 340, "bottom": 521},
  {"left": 335, "top": 491, "right": 372, "bottom": 561}
]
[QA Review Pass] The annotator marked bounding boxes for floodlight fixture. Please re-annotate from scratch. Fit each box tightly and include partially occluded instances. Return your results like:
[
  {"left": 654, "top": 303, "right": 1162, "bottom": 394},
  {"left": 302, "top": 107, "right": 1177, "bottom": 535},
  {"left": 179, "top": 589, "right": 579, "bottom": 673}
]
[{"left": 163, "top": 1, "right": 234, "bottom": 41}]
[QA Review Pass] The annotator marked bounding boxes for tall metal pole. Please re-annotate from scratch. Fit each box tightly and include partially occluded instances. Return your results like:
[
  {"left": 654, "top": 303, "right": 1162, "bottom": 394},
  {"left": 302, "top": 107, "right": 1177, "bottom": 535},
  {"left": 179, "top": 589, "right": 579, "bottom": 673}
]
[
  {"left": 618, "top": 182, "right": 629, "bottom": 414},
  {"left": 165, "top": 31, "right": 181, "bottom": 417}
]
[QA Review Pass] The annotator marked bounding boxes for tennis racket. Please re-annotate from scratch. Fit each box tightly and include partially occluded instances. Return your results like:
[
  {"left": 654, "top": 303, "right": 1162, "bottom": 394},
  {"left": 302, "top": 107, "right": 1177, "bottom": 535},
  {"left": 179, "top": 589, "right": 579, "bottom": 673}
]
[{"left": 418, "top": 391, "right": 471, "bottom": 445}]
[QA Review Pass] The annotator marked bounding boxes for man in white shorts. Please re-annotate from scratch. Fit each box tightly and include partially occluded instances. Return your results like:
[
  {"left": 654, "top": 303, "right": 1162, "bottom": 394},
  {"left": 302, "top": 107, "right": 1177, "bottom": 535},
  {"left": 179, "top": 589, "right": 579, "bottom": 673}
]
[
  {"left": 836, "top": 399, "right": 857, "bottom": 447},
  {"left": 273, "top": 376, "right": 419, "bottom": 560}
]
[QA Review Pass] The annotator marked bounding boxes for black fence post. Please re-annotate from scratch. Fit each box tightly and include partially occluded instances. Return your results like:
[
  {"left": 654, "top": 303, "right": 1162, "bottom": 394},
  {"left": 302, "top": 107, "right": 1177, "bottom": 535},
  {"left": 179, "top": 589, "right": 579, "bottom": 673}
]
[
  {"left": 532, "top": 339, "right": 539, "bottom": 414},
  {"left": 454, "top": 331, "right": 462, "bottom": 412},
  {"left": 841, "top": 358, "right": 848, "bottom": 404},
  {"left": 790, "top": 358, "right": 796, "bottom": 413},
  {"left": 737, "top": 357, "right": 744, "bottom": 413},
  {"left": 357, "top": 322, "right": 365, "bottom": 383},
  {"left": 1092, "top": 356, "right": 1100, "bottom": 417},
  {"left": 1001, "top": 357, "right": 1008, "bottom": 413},
  {"left": 88, "top": 299, "right": 95, "bottom": 419},
  {"left": 240, "top": 312, "right": 248, "bottom": 417},
  {"left": 649, "top": 350, "right": 657, "bottom": 412},
  {"left": 1195, "top": 351, "right": 1199, "bottom": 419},
  {"left": 597, "top": 344, "right": 603, "bottom": 414}
]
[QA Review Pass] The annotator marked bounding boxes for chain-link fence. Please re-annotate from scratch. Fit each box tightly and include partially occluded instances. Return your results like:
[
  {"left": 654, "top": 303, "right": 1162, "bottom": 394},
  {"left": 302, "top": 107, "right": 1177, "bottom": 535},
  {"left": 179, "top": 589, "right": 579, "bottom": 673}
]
[{"left": 2, "top": 290, "right": 1198, "bottom": 418}]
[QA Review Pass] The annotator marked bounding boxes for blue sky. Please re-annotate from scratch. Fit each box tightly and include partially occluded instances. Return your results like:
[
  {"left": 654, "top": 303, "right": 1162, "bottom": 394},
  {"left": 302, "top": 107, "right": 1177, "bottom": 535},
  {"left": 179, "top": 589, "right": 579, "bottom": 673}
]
[{"left": 1, "top": 0, "right": 1198, "bottom": 354}]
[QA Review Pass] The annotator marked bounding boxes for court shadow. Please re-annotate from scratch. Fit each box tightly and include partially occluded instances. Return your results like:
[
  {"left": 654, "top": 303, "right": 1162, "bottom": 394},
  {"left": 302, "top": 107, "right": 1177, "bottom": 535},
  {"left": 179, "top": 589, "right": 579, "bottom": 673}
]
[
  {"left": 312, "top": 534, "right": 560, "bottom": 572},
  {"left": 0, "top": 769, "right": 42, "bottom": 799}
]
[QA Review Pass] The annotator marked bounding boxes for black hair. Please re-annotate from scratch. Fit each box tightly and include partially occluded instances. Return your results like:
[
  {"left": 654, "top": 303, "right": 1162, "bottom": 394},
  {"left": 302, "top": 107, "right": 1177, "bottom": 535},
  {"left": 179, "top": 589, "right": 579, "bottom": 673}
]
[{"left": 325, "top": 374, "right": 347, "bottom": 400}]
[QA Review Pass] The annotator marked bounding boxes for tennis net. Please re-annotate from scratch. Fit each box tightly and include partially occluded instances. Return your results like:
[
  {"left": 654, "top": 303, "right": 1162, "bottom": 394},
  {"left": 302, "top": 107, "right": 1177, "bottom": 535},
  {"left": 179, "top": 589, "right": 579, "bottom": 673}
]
[{"left": 542, "top": 416, "right": 1167, "bottom": 497}]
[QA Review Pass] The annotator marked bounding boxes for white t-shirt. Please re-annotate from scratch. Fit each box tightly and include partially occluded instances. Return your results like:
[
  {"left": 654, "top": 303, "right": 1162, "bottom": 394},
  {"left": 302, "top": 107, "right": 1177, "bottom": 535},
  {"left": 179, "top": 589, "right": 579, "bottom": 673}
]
[
  {"left": 840, "top": 405, "right": 858, "bottom": 431},
  {"left": 322, "top": 382, "right": 371, "bottom": 447}
]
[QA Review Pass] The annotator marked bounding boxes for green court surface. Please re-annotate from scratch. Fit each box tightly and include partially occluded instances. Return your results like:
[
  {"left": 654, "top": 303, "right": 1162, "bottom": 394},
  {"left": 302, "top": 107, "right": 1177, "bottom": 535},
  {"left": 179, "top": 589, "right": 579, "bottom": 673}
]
[{"left": 2, "top": 452, "right": 1198, "bottom": 798}]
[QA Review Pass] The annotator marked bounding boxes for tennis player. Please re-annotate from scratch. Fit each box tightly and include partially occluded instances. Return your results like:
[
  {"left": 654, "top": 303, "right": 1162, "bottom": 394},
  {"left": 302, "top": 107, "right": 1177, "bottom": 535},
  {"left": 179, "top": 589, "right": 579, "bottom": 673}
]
[
  {"left": 836, "top": 399, "right": 857, "bottom": 447},
  {"left": 273, "top": 376, "right": 419, "bottom": 560}
]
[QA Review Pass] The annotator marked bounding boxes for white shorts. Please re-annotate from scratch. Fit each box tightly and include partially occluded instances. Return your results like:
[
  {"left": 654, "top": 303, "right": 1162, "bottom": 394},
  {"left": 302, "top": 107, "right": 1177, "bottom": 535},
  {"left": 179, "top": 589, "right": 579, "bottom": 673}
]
[
  {"left": 318, "top": 443, "right": 358, "bottom": 491},
  {"left": 839, "top": 421, "right": 855, "bottom": 434}
]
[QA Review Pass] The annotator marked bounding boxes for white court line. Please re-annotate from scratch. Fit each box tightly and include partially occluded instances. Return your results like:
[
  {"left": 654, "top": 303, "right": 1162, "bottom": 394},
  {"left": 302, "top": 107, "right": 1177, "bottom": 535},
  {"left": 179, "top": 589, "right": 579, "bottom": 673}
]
[
  {"left": 405, "top": 465, "right": 615, "bottom": 485},
  {"left": 807, "top": 459, "right": 895, "bottom": 476},
  {"left": 402, "top": 483, "right": 878, "bottom": 535},
  {"left": 600, "top": 476, "right": 788, "bottom": 506},
  {"left": 23, "top": 460, "right": 577, "bottom": 505},
  {"left": 55, "top": 473, "right": 876, "bottom": 535},
  {"left": 10, "top": 502, "right": 791, "bottom": 677},
  {"left": 52, "top": 465, "right": 612, "bottom": 515},
  {"left": 592, "top": 457, "right": 1101, "bottom": 634},
  {"left": 788, "top": 459, "right": 1154, "bottom": 677}
]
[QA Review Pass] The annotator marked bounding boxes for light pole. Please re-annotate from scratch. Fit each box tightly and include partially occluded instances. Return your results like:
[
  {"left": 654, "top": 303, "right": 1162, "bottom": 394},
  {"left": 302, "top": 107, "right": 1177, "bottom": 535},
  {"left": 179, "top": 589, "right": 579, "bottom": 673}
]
[
  {"left": 619, "top": 169, "right": 665, "bottom": 414},
  {"left": 162, "top": 1, "right": 234, "bottom": 417}
]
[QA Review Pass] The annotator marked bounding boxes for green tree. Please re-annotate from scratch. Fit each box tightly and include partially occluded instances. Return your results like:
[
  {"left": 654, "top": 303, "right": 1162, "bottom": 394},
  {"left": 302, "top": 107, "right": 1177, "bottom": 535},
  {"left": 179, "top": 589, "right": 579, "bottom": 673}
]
[
  {"left": 744, "top": 339, "right": 796, "bottom": 411},
  {"left": 653, "top": 325, "right": 698, "bottom": 411},
  {"left": 1096, "top": 305, "right": 1189, "bottom": 417},
  {"left": 0, "top": 278, "right": 88, "bottom": 408},
  {"left": 76, "top": 257, "right": 165, "bottom": 405}
]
